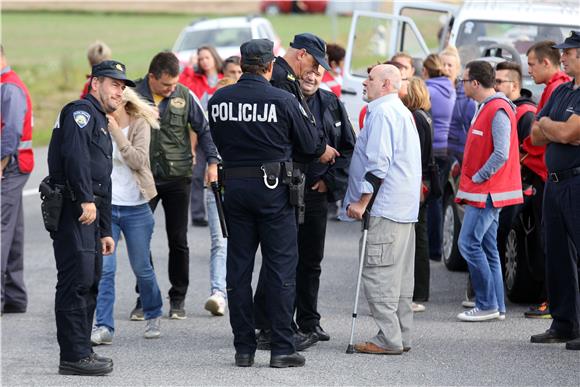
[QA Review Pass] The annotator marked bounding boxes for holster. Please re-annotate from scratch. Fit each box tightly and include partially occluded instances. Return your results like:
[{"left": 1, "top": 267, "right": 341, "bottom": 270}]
[
  {"left": 39, "top": 176, "right": 64, "bottom": 233},
  {"left": 288, "top": 166, "right": 306, "bottom": 224}
]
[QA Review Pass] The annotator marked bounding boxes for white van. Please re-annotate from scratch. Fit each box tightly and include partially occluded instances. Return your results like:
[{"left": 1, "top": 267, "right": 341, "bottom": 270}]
[{"left": 342, "top": 0, "right": 579, "bottom": 127}]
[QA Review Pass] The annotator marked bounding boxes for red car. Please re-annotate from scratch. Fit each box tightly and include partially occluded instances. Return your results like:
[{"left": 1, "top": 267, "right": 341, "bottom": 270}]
[{"left": 260, "top": 0, "right": 328, "bottom": 14}]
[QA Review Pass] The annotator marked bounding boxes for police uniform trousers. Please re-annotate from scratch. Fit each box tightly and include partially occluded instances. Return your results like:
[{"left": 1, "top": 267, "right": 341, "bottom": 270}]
[
  {"left": 295, "top": 189, "right": 328, "bottom": 331},
  {"left": 225, "top": 177, "right": 297, "bottom": 356},
  {"left": 52, "top": 200, "right": 102, "bottom": 362},
  {"left": 1, "top": 162, "right": 30, "bottom": 312},
  {"left": 543, "top": 175, "right": 580, "bottom": 338}
]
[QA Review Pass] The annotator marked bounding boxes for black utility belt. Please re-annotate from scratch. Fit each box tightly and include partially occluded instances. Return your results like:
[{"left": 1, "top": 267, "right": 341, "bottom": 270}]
[
  {"left": 224, "top": 162, "right": 294, "bottom": 189},
  {"left": 548, "top": 166, "right": 580, "bottom": 183}
]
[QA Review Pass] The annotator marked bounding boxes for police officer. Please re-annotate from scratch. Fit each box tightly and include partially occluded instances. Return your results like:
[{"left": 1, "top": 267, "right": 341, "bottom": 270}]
[
  {"left": 254, "top": 32, "right": 339, "bottom": 350},
  {"left": 47, "top": 60, "right": 135, "bottom": 375},
  {"left": 293, "top": 68, "right": 355, "bottom": 342},
  {"left": 208, "top": 39, "right": 325, "bottom": 368},
  {"left": 530, "top": 31, "right": 580, "bottom": 351}
]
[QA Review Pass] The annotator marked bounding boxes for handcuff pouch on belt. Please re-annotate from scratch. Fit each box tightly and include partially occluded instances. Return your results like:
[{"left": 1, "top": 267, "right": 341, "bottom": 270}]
[{"left": 39, "top": 176, "right": 64, "bottom": 233}]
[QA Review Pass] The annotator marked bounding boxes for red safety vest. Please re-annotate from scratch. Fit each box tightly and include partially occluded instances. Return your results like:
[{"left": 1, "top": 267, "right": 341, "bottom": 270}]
[
  {"left": 456, "top": 98, "right": 522, "bottom": 208},
  {"left": 515, "top": 102, "right": 536, "bottom": 125},
  {"left": 321, "top": 71, "right": 342, "bottom": 98},
  {"left": 1, "top": 69, "right": 34, "bottom": 174},
  {"left": 520, "top": 71, "right": 570, "bottom": 182}
]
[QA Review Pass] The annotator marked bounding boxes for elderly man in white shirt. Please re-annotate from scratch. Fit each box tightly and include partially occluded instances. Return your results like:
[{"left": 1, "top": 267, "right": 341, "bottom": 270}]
[{"left": 340, "top": 64, "right": 422, "bottom": 355}]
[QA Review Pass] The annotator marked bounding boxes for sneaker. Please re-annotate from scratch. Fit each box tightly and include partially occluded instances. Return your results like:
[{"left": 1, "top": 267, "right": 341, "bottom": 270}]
[
  {"left": 91, "top": 326, "right": 113, "bottom": 346},
  {"left": 457, "top": 307, "right": 499, "bottom": 322},
  {"left": 169, "top": 299, "right": 186, "bottom": 320},
  {"left": 412, "top": 302, "right": 426, "bottom": 312},
  {"left": 144, "top": 317, "right": 161, "bottom": 339},
  {"left": 497, "top": 312, "right": 506, "bottom": 321},
  {"left": 204, "top": 291, "right": 226, "bottom": 316},
  {"left": 524, "top": 301, "right": 552, "bottom": 319},
  {"left": 130, "top": 298, "right": 144, "bottom": 321}
]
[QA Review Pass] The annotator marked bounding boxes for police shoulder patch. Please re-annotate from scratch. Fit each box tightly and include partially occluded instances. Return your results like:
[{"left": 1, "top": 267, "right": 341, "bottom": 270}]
[{"left": 73, "top": 110, "right": 91, "bottom": 128}]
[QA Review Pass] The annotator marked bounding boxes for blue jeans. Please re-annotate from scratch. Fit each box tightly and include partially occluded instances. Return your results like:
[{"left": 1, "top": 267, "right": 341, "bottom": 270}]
[
  {"left": 458, "top": 196, "right": 505, "bottom": 313},
  {"left": 207, "top": 193, "right": 227, "bottom": 295},
  {"left": 96, "top": 203, "right": 163, "bottom": 331}
]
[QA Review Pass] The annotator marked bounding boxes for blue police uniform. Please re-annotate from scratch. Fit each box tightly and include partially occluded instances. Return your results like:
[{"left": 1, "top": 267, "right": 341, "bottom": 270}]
[
  {"left": 47, "top": 92, "right": 113, "bottom": 362},
  {"left": 536, "top": 79, "right": 580, "bottom": 340},
  {"left": 209, "top": 68, "right": 324, "bottom": 358}
]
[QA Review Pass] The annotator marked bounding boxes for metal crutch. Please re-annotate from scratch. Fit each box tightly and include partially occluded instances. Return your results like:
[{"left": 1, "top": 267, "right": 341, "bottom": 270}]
[{"left": 346, "top": 172, "right": 383, "bottom": 354}]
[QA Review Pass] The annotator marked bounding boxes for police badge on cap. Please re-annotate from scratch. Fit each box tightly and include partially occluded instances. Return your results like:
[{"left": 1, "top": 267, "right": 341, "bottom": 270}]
[{"left": 91, "top": 60, "right": 136, "bottom": 87}]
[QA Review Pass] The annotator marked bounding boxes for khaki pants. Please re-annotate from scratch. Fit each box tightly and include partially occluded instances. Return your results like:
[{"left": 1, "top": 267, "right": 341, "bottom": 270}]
[{"left": 361, "top": 216, "right": 415, "bottom": 350}]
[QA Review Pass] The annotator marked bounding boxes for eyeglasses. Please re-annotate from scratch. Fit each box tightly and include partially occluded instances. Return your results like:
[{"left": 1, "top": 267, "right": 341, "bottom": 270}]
[
  {"left": 459, "top": 78, "right": 474, "bottom": 83},
  {"left": 494, "top": 79, "right": 515, "bottom": 85}
]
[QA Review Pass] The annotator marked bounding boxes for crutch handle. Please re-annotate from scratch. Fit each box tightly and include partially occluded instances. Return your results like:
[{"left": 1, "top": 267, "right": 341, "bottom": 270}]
[{"left": 362, "top": 172, "right": 383, "bottom": 230}]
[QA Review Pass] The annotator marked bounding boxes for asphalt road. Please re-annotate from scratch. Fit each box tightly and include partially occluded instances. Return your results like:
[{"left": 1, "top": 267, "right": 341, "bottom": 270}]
[{"left": 1, "top": 147, "right": 578, "bottom": 386}]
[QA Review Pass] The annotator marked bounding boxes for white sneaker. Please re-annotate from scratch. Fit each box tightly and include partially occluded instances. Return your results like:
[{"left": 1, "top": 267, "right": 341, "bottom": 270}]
[
  {"left": 457, "top": 307, "right": 499, "bottom": 322},
  {"left": 497, "top": 312, "right": 506, "bottom": 321},
  {"left": 412, "top": 302, "right": 426, "bottom": 312},
  {"left": 144, "top": 317, "right": 161, "bottom": 339},
  {"left": 91, "top": 326, "right": 113, "bottom": 345},
  {"left": 204, "top": 291, "right": 226, "bottom": 316}
]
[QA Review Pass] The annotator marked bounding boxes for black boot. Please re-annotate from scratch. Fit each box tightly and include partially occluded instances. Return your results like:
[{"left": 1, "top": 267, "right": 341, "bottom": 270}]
[
  {"left": 59, "top": 356, "right": 113, "bottom": 376},
  {"left": 270, "top": 352, "right": 305, "bottom": 368}
]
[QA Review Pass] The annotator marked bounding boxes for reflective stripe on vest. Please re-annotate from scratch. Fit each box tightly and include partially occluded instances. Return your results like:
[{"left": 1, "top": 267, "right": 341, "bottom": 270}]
[{"left": 18, "top": 140, "right": 32, "bottom": 150}]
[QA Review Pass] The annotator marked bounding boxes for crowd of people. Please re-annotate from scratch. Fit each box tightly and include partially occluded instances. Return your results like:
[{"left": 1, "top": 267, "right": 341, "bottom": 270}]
[{"left": 1, "top": 26, "right": 579, "bottom": 376}]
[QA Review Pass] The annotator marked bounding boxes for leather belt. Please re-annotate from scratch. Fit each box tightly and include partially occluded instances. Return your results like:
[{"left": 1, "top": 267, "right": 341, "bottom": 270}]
[
  {"left": 223, "top": 166, "right": 264, "bottom": 179},
  {"left": 548, "top": 166, "right": 580, "bottom": 183}
]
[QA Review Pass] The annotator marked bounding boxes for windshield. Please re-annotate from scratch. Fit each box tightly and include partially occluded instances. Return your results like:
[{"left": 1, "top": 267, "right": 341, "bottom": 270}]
[
  {"left": 177, "top": 27, "right": 252, "bottom": 51},
  {"left": 455, "top": 21, "right": 576, "bottom": 98},
  {"left": 456, "top": 20, "right": 575, "bottom": 65}
]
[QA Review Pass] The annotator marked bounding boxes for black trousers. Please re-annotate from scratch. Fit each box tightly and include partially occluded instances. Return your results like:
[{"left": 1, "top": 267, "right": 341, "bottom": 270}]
[
  {"left": 226, "top": 178, "right": 297, "bottom": 356},
  {"left": 543, "top": 175, "right": 580, "bottom": 337},
  {"left": 149, "top": 177, "right": 192, "bottom": 301},
  {"left": 295, "top": 190, "right": 328, "bottom": 331},
  {"left": 413, "top": 204, "right": 430, "bottom": 301},
  {"left": 53, "top": 201, "right": 101, "bottom": 362}
]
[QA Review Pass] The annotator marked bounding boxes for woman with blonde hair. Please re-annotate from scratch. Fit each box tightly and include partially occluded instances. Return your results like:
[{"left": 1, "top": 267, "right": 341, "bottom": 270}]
[
  {"left": 402, "top": 77, "right": 435, "bottom": 312},
  {"left": 91, "top": 87, "right": 164, "bottom": 345}
]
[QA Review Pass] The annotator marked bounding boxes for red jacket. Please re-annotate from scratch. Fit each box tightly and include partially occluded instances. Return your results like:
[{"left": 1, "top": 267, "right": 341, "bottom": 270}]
[
  {"left": 456, "top": 98, "right": 522, "bottom": 208},
  {"left": 321, "top": 71, "right": 342, "bottom": 98},
  {"left": 520, "top": 71, "right": 571, "bottom": 181},
  {"left": 0, "top": 69, "right": 34, "bottom": 174},
  {"left": 358, "top": 105, "right": 368, "bottom": 130},
  {"left": 80, "top": 74, "right": 91, "bottom": 99},
  {"left": 179, "top": 67, "right": 223, "bottom": 101}
]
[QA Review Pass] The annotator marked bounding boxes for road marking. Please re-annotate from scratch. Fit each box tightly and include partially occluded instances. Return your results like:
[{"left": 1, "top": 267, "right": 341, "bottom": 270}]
[{"left": 23, "top": 188, "right": 38, "bottom": 197}]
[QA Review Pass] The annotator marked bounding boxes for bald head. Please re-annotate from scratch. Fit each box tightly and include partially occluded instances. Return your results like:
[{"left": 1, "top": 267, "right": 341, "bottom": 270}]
[{"left": 363, "top": 64, "right": 402, "bottom": 102}]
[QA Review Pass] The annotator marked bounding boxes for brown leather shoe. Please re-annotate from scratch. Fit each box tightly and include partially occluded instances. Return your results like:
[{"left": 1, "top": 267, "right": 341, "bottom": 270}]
[{"left": 353, "top": 342, "right": 403, "bottom": 355}]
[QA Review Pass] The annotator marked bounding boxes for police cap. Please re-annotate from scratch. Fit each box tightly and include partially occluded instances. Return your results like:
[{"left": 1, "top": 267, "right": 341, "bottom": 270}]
[
  {"left": 290, "top": 33, "right": 331, "bottom": 71},
  {"left": 553, "top": 30, "right": 580, "bottom": 49},
  {"left": 91, "top": 60, "right": 136, "bottom": 87},
  {"left": 240, "top": 39, "right": 275, "bottom": 66}
]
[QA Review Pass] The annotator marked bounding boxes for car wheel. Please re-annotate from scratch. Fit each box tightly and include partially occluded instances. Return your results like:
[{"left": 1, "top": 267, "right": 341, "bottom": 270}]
[
  {"left": 442, "top": 193, "right": 467, "bottom": 271},
  {"left": 501, "top": 221, "right": 542, "bottom": 303}
]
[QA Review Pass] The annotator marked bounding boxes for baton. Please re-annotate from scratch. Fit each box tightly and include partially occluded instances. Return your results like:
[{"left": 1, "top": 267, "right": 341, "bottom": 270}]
[{"left": 210, "top": 181, "right": 229, "bottom": 238}]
